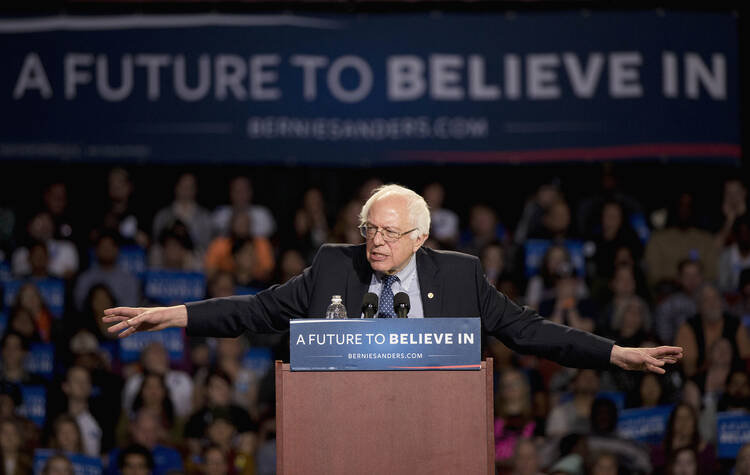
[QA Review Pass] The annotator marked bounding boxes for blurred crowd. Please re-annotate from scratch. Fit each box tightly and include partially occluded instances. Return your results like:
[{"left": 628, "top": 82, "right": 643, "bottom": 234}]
[{"left": 0, "top": 166, "right": 749, "bottom": 475}]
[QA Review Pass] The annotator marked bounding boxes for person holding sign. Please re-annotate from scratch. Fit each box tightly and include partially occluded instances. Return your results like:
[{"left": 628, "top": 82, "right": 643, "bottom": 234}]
[{"left": 105, "top": 184, "right": 682, "bottom": 373}]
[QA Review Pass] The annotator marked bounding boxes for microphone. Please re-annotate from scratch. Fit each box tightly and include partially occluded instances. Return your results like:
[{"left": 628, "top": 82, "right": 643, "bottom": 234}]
[
  {"left": 394, "top": 292, "right": 410, "bottom": 318},
  {"left": 361, "top": 292, "right": 378, "bottom": 318}
]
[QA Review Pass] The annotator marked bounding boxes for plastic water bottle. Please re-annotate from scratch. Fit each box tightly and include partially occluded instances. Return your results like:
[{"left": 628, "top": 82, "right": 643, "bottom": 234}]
[{"left": 325, "top": 295, "right": 347, "bottom": 319}]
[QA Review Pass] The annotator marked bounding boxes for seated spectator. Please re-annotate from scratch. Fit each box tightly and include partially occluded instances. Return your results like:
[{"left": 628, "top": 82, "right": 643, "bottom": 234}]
[
  {"left": 652, "top": 403, "right": 716, "bottom": 474},
  {"left": 203, "top": 408, "right": 256, "bottom": 475},
  {"left": 539, "top": 272, "right": 597, "bottom": 333},
  {"left": 546, "top": 369, "right": 599, "bottom": 437},
  {"left": 644, "top": 192, "right": 718, "bottom": 289},
  {"left": 127, "top": 372, "right": 180, "bottom": 444},
  {"left": 587, "top": 200, "right": 643, "bottom": 292},
  {"left": 106, "top": 410, "right": 183, "bottom": 475},
  {"left": 480, "top": 241, "right": 506, "bottom": 288},
  {"left": 201, "top": 444, "right": 230, "bottom": 475},
  {"left": 599, "top": 264, "right": 647, "bottom": 333},
  {"left": 184, "top": 370, "right": 257, "bottom": 465},
  {"left": 514, "top": 179, "right": 564, "bottom": 245},
  {"left": 461, "top": 203, "right": 505, "bottom": 256},
  {"left": 665, "top": 446, "right": 699, "bottom": 475},
  {"left": 587, "top": 452, "right": 619, "bottom": 475},
  {"left": 292, "top": 187, "right": 330, "bottom": 260},
  {"left": 47, "top": 413, "right": 84, "bottom": 455},
  {"left": 43, "top": 181, "right": 76, "bottom": 242},
  {"left": 633, "top": 372, "right": 669, "bottom": 409},
  {"left": 215, "top": 338, "right": 260, "bottom": 416},
  {"left": 118, "top": 444, "right": 155, "bottom": 475},
  {"left": 423, "top": 182, "right": 459, "bottom": 248},
  {"left": 74, "top": 230, "right": 140, "bottom": 311},
  {"left": 718, "top": 214, "right": 750, "bottom": 292},
  {"left": 123, "top": 343, "right": 193, "bottom": 420},
  {"left": 232, "top": 239, "right": 270, "bottom": 291},
  {"left": 0, "top": 417, "right": 33, "bottom": 475},
  {"left": 525, "top": 244, "right": 586, "bottom": 310},
  {"left": 588, "top": 397, "right": 652, "bottom": 474},
  {"left": 11, "top": 211, "right": 79, "bottom": 279},
  {"left": 41, "top": 453, "right": 74, "bottom": 475},
  {"left": 93, "top": 167, "right": 149, "bottom": 248},
  {"left": 6, "top": 306, "right": 41, "bottom": 343},
  {"left": 529, "top": 198, "right": 573, "bottom": 242},
  {"left": 510, "top": 438, "right": 544, "bottom": 475},
  {"left": 277, "top": 249, "right": 306, "bottom": 284},
  {"left": 731, "top": 269, "right": 750, "bottom": 322},
  {"left": 212, "top": 176, "right": 276, "bottom": 238},
  {"left": 713, "top": 177, "right": 747, "bottom": 248},
  {"left": 655, "top": 259, "right": 704, "bottom": 345},
  {"left": 51, "top": 366, "right": 102, "bottom": 457},
  {"left": 605, "top": 296, "right": 651, "bottom": 348},
  {"left": 148, "top": 220, "right": 203, "bottom": 271},
  {"left": 204, "top": 212, "right": 274, "bottom": 284},
  {"left": 696, "top": 338, "right": 735, "bottom": 395},
  {"left": 736, "top": 442, "right": 750, "bottom": 475},
  {"left": 0, "top": 331, "right": 43, "bottom": 385},
  {"left": 329, "top": 199, "right": 363, "bottom": 245},
  {"left": 152, "top": 172, "right": 212, "bottom": 253},
  {"left": 10, "top": 281, "right": 54, "bottom": 342},
  {"left": 494, "top": 369, "right": 536, "bottom": 467},
  {"left": 717, "top": 369, "right": 750, "bottom": 412},
  {"left": 674, "top": 283, "right": 750, "bottom": 378}
]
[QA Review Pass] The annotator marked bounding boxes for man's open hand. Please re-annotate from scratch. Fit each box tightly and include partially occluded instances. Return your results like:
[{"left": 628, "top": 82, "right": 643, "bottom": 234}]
[
  {"left": 103, "top": 305, "right": 188, "bottom": 338},
  {"left": 610, "top": 345, "right": 683, "bottom": 374}
]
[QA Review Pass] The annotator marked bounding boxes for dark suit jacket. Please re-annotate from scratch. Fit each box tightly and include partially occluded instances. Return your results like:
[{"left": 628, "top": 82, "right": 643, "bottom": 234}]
[{"left": 186, "top": 244, "right": 614, "bottom": 369}]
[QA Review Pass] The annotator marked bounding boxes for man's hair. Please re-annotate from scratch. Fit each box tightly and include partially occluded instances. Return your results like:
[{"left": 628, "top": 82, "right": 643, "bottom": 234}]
[
  {"left": 358, "top": 184, "right": 431, "bottom": 239},
  {"left": 118, "top": 444, "right": 155, "bottom": 470}
]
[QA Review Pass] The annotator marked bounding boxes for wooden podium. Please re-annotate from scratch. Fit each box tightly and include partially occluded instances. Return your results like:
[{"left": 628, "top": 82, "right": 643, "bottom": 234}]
[{"left": 275, "top": 358, "right": 494, "bottom": 475}]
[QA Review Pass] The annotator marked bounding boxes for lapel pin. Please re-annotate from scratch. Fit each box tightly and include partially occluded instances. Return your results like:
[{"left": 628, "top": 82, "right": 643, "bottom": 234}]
[{"left": 427, "top": 292, "right": 434, "bottom": 299}]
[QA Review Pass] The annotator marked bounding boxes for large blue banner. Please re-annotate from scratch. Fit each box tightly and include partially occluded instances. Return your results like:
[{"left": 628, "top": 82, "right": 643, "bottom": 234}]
[
  {"left": 290, "top": 318, "right": 481, "bottom": 371},
  {"left": 0, "top": 12, "right": 739, "bottom": 165}
]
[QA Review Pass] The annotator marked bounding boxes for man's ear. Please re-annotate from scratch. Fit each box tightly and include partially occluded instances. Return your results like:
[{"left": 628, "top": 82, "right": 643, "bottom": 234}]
[{"left": 412, "top": 234, "right": 428, "bottom": 252}]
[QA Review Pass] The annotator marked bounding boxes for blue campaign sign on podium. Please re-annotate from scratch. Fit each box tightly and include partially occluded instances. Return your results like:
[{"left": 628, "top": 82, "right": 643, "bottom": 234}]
[{"left": 290, "top": 318, "right": 481, "bottom": 371}]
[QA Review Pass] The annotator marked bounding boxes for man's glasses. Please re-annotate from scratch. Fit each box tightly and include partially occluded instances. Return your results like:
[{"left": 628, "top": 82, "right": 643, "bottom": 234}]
[{"left": 359, "top": 224, "right": 417, "bottom": 242}]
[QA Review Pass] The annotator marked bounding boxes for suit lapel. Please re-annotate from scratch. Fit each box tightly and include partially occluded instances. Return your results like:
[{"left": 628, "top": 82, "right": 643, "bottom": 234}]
[
  {"left": 417, "top": 248, "right": 443, "bottom": 317},
  {"left": 345, "top": 244, "right": 371, "bottom": 318}
]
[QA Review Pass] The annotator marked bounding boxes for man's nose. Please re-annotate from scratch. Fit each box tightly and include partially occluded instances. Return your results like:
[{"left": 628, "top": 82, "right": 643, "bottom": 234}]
[{"left": 372, "top": 230, "right": 386, "bottom": 245}]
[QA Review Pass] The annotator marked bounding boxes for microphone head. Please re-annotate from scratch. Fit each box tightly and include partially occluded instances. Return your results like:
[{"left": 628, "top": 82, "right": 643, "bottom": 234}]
[
  {"left": 393, "top": 292, "right": 410, "bottom": 318},
  {"left": 361, "top": 292, "right": 379, "bottom": 318}
]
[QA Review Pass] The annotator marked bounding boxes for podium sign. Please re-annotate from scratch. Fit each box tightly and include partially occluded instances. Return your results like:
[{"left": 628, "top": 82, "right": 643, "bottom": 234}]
[{"left": 290, "top": 318, "right": 481, "bottom": 371}]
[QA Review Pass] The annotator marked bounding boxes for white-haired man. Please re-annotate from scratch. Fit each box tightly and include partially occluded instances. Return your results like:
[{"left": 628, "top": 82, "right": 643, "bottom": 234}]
[{"left": 105, "top": 184, "right": 682, "bottom": 373}]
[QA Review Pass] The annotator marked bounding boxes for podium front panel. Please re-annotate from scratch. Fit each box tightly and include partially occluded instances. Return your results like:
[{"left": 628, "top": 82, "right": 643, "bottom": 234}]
[{"left": 276, "top": 359, "right": 494, "bottom": 475}]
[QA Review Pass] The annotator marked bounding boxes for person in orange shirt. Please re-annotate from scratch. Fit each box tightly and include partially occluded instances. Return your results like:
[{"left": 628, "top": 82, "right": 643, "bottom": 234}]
[{"left": 204, "top": 212, "right": 274, "bottom": 284}]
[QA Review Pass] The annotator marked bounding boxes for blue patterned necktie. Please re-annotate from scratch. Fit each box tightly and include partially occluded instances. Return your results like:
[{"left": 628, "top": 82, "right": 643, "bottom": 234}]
[{"left": 379, "top": 274, "right": 399, "bottom": 318}]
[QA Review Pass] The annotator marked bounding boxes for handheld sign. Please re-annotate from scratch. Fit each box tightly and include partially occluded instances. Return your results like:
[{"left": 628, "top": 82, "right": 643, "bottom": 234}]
[{"left": 290, "top": 318, "right": 481, "bottom": 371}]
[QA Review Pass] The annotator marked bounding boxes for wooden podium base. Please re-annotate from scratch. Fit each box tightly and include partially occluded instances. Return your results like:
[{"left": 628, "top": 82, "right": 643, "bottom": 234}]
[{"left": 276, "top": 359, "right": 494, "bottom": 475}]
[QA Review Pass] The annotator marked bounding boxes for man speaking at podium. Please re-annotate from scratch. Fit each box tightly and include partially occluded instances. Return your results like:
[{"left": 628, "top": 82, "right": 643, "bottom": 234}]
[{"left": 105, "top": 184, "right": 681, "bottom": 373}]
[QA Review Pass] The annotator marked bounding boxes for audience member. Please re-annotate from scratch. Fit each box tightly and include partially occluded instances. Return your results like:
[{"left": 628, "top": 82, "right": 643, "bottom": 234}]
[
  {"left": 204, "top": 212, "right": 274, "bottom": 284},
  {"left": 74, "top": 230, "right": 140, "bottom": 310},
  {"left": 212, "top": 176, "right": 276, "bottom": 238},
  {"left": 644, "top": 192, "right": 718, "bottom": 288},
  {"left": 494, "top": 369, "right": 536, "bottom": 466},
  {"left": 94, "top": 167, "right": 149, "bottom": 247},
  {"left": 292, "top": 187, "right": 330, "bottom": 260},
  {"left": 0, "top": 417, "right": 33, "bottom": 475},
  {"left": 718, "top": 214, "right": 750, "bottom": 292},
  {"left": 122, "top": 343, "right": 193, "bottom": 420},
  {"left": 480, "top": 241, "right": 506, "bottom": 288},
  {"left": 514, "top": 179, "right": 563, "bottom": 245},
  {"left": 714, "top": 178, "right": 747, "bottom": 248},
  {"left": 674, "top": 283, "right": 750, "bottom": 377},
  {"left": 461, "top": 203, "right": 505, "bottom": 256},
  {"left": 652, "top": 403, "right": 716, "bottom": 474},
  {"left": 546, "top": 369, "right": 600, "bottom": 437},
  {"left": 11, "top": 211, "right": 79, "bottom": 279},
  {"left": 655, "top": 260, "right": 704, "bottom": 345},
  {"left": 42, "top": 182, "right": 76, "bottom": 242},
  {"left": 148, "top": 220, "right": 203, "bottom": 271},
  {"left": 106, "top": 411, "right": 183, "bottom": 475},
  {"left": 47, "top": 413, "right": 84, "bottom": 454},
  {"left": 525, "top": 244, "right": 586, "bottom": 310},
  {"left": 41, "top": 453, "right": 74, "bottom": 475},
  {"left": 152, "top": 173, "right": 212, "bottom": 254},
  {"left": 735, "top": 442, "right": 750, "bottom": 475},
  {"left": 423, "top": 182, "right": 459, "bottom": 248},
  {"left": 540, "top": 271, "right": 597, "bottom": 333}
]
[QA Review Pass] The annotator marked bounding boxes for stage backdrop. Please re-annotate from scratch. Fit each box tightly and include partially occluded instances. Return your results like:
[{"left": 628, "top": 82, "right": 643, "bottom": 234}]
[{"left": 0, "top": 11, "right": 739, "bottom": 165}]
